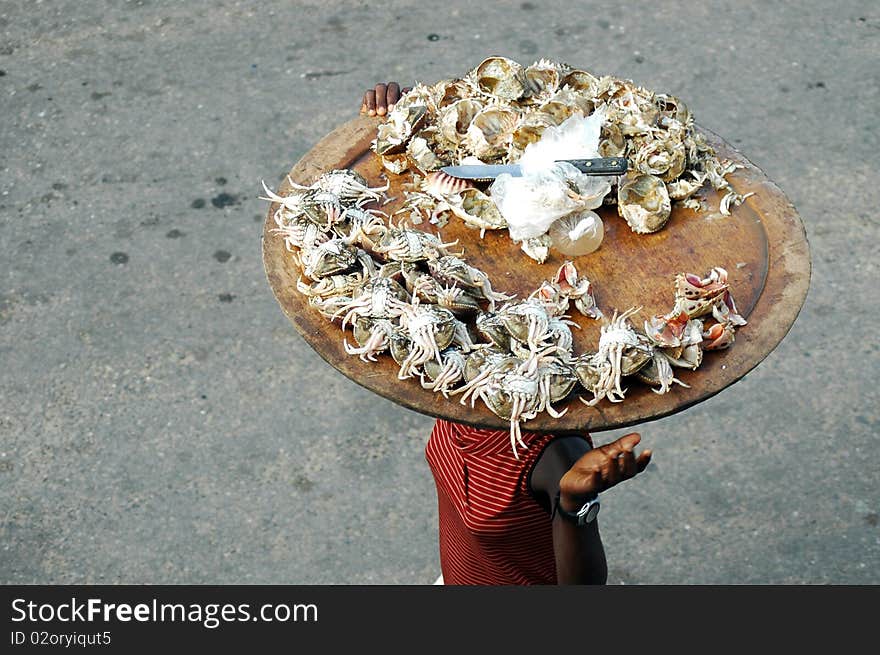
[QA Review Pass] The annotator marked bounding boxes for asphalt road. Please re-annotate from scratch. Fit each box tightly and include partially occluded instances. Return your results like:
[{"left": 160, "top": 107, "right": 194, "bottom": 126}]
[{"left": 1, "top": 0, "right": 877, "bottom": 584}]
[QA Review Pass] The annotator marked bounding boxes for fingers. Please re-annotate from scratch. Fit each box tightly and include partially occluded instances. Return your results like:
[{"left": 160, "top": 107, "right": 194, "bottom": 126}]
[
  {"left": 618, "top": 447, "right": 636, "bottom": 478},
  {"left": 636, "top": 449, "right": 652, "bottom": 473},
  {"left": 387, "top": 82, "right": 401, "bottom": 110},
  {"left": 363, "top": 89, "right": 376, "bottom": 116},
  {"left": 564, "top": 432, "right": 650, "bottom": 496},
  {"left": 374, "top": 83, "right": 388, "bottom": 116},
  {"left": 360, "top": 82, "right": 410, "bottom": 115},
  {"left": 598, "top": 432, "right": 641, "bottom": 459}
]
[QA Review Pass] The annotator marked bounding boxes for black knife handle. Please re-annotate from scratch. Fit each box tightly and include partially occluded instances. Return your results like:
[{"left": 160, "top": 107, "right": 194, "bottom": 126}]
[{"left": 561, "top": 157, "right": 629, "bottom": 175}]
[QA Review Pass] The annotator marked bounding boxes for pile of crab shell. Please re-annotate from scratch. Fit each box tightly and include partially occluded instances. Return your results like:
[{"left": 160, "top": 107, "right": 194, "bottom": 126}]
[
  {"left": 372, "top": 55, "right": 752, "bottom": 244},
  {"left": 263, "top": 167, "right": 747, "bottom": 456}
]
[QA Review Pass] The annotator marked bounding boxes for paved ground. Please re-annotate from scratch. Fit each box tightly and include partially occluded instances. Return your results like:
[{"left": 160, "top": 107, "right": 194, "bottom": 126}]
[{"left": 1, "top": 0, "right": 877, "bottom": 584}]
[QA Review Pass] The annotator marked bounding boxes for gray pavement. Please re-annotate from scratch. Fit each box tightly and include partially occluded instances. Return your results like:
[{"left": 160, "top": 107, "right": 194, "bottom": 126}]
[{"left": 1, "top": 0, "right": 877, "bottom": 584}]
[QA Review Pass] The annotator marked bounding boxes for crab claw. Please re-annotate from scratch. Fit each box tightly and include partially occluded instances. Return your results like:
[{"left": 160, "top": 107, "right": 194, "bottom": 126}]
[
  {"left": 713, "top": 290, "right": 747, "bottom": 327},
  {"left": 675, "top": 270, "right": 729, "bottom": 300},
  {"left": 702, "top": 322, "right": 736, "bottom": 350},
  {"left": 644, "top": 310, "right": 689, "bottom": 347}
]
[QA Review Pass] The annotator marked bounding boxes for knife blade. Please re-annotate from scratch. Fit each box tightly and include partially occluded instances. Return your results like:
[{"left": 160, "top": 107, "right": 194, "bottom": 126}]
[{"left": 440, "top": 157, "right": 628, "bottom": 182}]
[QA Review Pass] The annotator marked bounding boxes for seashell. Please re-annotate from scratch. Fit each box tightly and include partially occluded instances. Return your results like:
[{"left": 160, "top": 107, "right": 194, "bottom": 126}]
[
  {"left": 617, "top": 172, "right": 672, "bottom": 234},
  {"left": 560, "top": 69, "right": 598, "bottom": 94},
  {"left": 463, "top": 106, "right": 518, "bottom": 160},
  {"left": 406, "top": 136, "right": 440, "bottom": 173},
  {"left": 455, "top": 187, "right": 508, "bottom": 233},
  {"left": 422, "top": 171, "right": 474, "bottom": 198},
  {"left": 380, "top": 153, "right": 409, "bottom": 175},
  {"left": 598, "top": 122, "right": 627, "bottom": 157},
  {"left": 473, "top": 56, "right": 527, "bottom": 101},
  {"left": 433, "top": 79, "right": 473, "bottom": 108},
  {"left": 438, "top": 98, "right": 484, "bottom": 145},
  {"left": 394, "top": 82, "right": 437, "bottom": 114},
  {"left": 632, "top": 138, "right": 687, "bottom": 182},
  {"left": 374, "top": 104, "right": 428, "bottom": 155},
  {"left": 523, "top": 59, "right": 561, "bottom": 101},
  {"left": 510, "top": 112, "right": 555, "bottom": 153},
  {"left": 519, "top": 233, "right": 552, "bottom": 263},
  {"left": 655, "top": 93, "right": 692, "bottom": 127}
]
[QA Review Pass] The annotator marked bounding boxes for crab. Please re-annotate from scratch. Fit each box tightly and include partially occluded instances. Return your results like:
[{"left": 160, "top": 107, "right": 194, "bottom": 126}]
[
  {"left": 496, "top": 299, "right": 553, "bottom": 352},
  {"left": 333, "top": 276, "right": 410, "bottom": 330},
  {"left": 286, "top": 169, "right": 389, "bottom": 207},
  {"left": 420, "top": 348, "right": 468, "bottom": 397},
  {"left": 427, "top": 255, "right": 513, "bottom": 311},
  {"left": 580, "top": 308, "right": 654, "bottom": 406},
  {"left": 553, "top": 261, "right": 603, "bottom": 320},
  {"left": 636, "top": 350, "right": 689, "bottom": 394},
  {"left": 300, "top": 238, "right": 359, "bottom": 279},
  {"left": 272, "top": 215, "right": 330, "bottom": 253},
  {"left": 296, "top": 271, "right": 366, "bottom": 300},
  {"left": 409, "top": 274, "right": 483, "bottom": 316},
  {"left": 453, "top": 347, "right": 562, "bottom": 457},
  {"left": 372, "top": 224, "right": 461, "bottom": 263},
  {"left": 396, "top": 299, "right": 458, "bottom": 379},
  {"left": 344, "top": 317, "right": 399, "bottom": 362}
]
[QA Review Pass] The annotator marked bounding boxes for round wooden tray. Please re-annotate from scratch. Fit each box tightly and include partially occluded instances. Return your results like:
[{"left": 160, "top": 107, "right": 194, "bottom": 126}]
[{"left": 262, "top": 116, "right": 811, "bottom": 433}]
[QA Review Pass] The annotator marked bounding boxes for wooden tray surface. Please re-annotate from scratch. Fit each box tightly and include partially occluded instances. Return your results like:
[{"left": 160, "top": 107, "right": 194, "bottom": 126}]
[{"left": 262, "top": 116, "right": 810, "bottom": 433}]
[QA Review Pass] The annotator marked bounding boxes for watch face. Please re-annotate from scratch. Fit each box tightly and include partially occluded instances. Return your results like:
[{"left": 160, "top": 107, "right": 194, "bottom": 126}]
[{"left": 584, "top": 503, "right": 600, "bottom": 523}]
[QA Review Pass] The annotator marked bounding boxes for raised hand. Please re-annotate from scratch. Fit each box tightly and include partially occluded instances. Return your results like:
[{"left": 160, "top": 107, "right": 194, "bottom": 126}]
[
  {"left": 558, "top": 432, "right": 652, "bottom": 511},
  {"left": 360, "top": 82, "right": 412, "bottom": 116}
]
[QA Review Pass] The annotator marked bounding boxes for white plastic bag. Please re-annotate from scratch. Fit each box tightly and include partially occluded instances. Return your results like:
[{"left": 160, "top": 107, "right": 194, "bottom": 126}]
[{"left": 489, "top": 110, "right": 613, "bottom": 241}]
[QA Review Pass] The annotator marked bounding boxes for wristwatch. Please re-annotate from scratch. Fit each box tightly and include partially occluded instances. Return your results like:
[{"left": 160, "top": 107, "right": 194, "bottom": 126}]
[{"left": 554, "top": 491, "right": 600, "bottom": 526}]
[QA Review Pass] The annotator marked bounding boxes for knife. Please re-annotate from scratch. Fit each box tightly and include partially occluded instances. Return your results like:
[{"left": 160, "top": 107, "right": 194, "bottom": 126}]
[{"left": 440, "top": 157, "right": 628, "bottom": 182}]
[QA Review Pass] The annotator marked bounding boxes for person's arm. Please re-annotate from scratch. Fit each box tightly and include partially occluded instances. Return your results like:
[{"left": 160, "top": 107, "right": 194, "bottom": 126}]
[{"left": 530, "top": 432, "right": 652, "bottom": 585}]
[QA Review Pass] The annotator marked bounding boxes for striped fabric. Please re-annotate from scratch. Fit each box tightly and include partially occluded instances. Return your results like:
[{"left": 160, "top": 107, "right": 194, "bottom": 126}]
[{"left": 425, "top": 419, "right": 567, "bottom": 585}]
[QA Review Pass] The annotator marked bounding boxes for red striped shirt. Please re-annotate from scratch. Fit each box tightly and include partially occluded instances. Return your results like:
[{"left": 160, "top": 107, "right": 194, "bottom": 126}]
[{"left": 426, "top": 419, "right": 591, "bottom": 585}]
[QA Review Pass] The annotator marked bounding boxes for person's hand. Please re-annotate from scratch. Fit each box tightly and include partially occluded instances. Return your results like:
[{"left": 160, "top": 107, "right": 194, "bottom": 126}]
[
  {"left": 558, "top": 432, "right": 652, "bottom": 511},
  {"left": 360, "top": 82, "right": 411, "bottom": 117}
]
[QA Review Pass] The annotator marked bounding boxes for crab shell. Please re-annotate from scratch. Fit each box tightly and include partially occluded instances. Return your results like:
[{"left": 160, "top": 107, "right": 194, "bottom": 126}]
[
  {"left": 406, "top": 136, "right": 441, "bottom": 173},
  {"left": 385, "top": 329, "right": 412, "bottom": 366},
  {"left": 655, "top": 93, "right": 692, "bottom": 127},
  {"left": 522, "top": 59, "right": 561, "bottom": 102},
  {"left": 473, "top": 56, "right": 527, "bottom": 101},
  {"left": 541, "top": 87, "right": 593, "bottom": 120},
  {"left": 380, "top": 153, "right": 410, "bottom": 175},
  {"left": 664, "top": 342, "right": 703, "bottom": 370},
  {"left": 464, "top": 106, "right": 519, "bottom": 160},
  {"left": 455, "top": 188, "right": 508, "bottom": 232},
  {"left": 433, "top": 78, "right": 473, "bottom": 108},
  {"left": 598, "top": 122, "right": 627, "bottom": 158},
  {"left": 560, "top": 69, "right": 598, "bottom": 94},
  {"left": 617, "top": 172, "right": 672, "bottom": 234},
  {"left": 632, "top": 138, "right": 687, "bottom": 182},
  {"left": 475, "top": 311, "right": 511, "bottom": 349},
  {"left": 302, "top": 239, "right": 358, "bottom": 279},
  {"left": 438, "top": 98, "right": 484, "bottom": 145},
  {"left": 541, "top": 360, "right": 578, "bottom": 403},
  {"left": 572, "top": 352, "right": 601, "bottom": 393},
  {"left": 510, "top": 113, "right": 555, "bottom": 154},
  {"left": 374, "top": 104, "right": 428, "bottom": 155}
]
